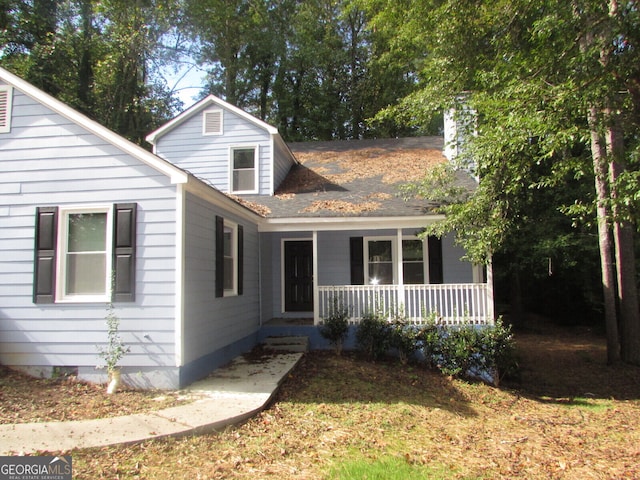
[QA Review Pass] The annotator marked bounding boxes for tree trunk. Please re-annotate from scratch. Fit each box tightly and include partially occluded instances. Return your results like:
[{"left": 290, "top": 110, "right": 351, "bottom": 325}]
[
  {"left": 588, "top": 106, "right": 620, "bottom": 364},
  {"left": 606, "top": 110, "right": 640, "bottom": 364}
]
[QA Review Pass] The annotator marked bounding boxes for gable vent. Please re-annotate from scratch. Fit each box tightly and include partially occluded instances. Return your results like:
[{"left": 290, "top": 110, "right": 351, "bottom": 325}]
[
  {"left": 0, "top": 86, "right": 13, "bottom": 133},
  {"left": 203, "top": 109, "right": 223, "bottom": 135}
]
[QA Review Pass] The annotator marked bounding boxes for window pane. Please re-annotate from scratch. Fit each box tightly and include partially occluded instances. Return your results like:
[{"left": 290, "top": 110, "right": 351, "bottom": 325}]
[
  {"left": 368, "top": 240, "right": 392, "bottom": 262},
  {"left": 233, "top": 149, "right": 255, "bottom": 169},
  {"left": 402, "top": 239, "right": 423, "bottom": 261},
  {"left": 403, "top": 263, "right": 424, "bottom": 284},
  {"left": 223, "top": 228, "right": 232, "bottom": 256},
  {"left": 369, "top": 262, "right": 393, "bottom": 284},
  {"left": 66, "top": 253, "right": 106, "bottom": 294},
  {"left": 68, "top": 213, "right": 106, "bottom": 252},
  {"left": 65, "top": 212, "right": 107, "bottom": 296},
  {"left": 223, "top": 225, "right": 235, "bottom": 291},
  {"left": 233, "top": 170, "right": 255, "bottom": 191},
  {"left": 223, "top": 257, "right": 234, "bottom": 290}
]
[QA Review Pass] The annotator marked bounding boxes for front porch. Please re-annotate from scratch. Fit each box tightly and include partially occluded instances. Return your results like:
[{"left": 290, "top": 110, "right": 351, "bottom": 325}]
[
  {"left": 316, "top": 282, "right": 494, "bottom": 326},
  {"left": 259, "top": 226, "right": 494, "bottom": 328}
]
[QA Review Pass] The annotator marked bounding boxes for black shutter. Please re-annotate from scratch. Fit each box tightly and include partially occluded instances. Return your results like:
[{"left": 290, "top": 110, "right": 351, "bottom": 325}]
[
  {"left": 349, "top": 237, "right": 364, "bottom": 285},
  {"left": 33, "top": 207, "right": 58, "bottom": 304},
  {"left": 237, "top": 224, "right": 243, "bottom": 295},
  {"left": 428, "top": 236, "right": 443, "bottom": 284},
  {"left": 112, "top": 203, "right": 137, "bottom": 302},
  {"left": 215, "top": 215, "right": 224, "bottom": 297}
]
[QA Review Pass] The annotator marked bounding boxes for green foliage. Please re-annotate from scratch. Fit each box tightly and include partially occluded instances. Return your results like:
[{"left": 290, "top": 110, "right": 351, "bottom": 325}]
[
  {"left": 0, "top": 0, "right": 182, "bottom": 144},
  {"left": 96, "top": 304, "right": 130, "bottom": 373},
  {"left": 186, "top": 0, "right": 418, "bottom": 141},
  {"left": 355, "top": 309, "right": 390, "bottom": 360},
  {"left": 475, "top": 319, "right": 518, "bottom": 384},
  {"left": 388, "top": 311, "right": 421, "bottom": 365},
  {"left": 426, "top": 325, "right": 482, "bottom": 378},
  {"left": 319, "top": 297, "right": 350, "bottom": 356},
  {"left": 419, "top": 319, "right": 517, "bottom": 384},
  {"left": 350, "top": 306, "right": 516, "bottom": 383},
  {"left": 364, "top": 0, "right": 640, "bottom": 332}
]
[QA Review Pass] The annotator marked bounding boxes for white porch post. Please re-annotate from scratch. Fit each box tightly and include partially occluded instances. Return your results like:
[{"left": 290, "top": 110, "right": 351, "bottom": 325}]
[
  {"left": 396, "top": 228, "right": 404, "bottom": 315},
  {"left": 313, "top": 229, "right": 320, "bottom": 325},
  {"left": 486, "top": 260, "right": 495, "bottom": 325},
  {"left": 472, "top": 264, "right": 483, "bottom": 283}
]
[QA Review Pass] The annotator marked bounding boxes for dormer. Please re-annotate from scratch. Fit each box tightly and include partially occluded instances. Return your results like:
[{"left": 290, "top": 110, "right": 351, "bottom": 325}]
[{"left": 147, "top": 96, "right": 297, "bottom": 196}]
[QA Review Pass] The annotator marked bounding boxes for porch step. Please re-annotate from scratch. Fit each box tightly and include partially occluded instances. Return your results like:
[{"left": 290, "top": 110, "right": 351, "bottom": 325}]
[{"left": 262, "top": 336, "right": 309, "bottom": 353}]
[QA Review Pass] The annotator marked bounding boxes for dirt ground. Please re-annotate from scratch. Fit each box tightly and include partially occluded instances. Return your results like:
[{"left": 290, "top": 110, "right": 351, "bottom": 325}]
[{"left": 1, "top": 318, "right": 640, "bottom": 479}]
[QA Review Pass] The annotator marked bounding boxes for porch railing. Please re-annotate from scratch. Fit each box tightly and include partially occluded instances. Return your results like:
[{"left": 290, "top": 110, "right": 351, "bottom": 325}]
[{"left": 316, "top": 284, "right": 493, "bottom": 326}]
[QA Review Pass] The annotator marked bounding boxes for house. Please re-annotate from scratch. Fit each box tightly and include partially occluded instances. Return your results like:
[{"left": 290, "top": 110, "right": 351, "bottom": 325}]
[{"left": 0, "top": 67, "right": 493, "bottom": 390}]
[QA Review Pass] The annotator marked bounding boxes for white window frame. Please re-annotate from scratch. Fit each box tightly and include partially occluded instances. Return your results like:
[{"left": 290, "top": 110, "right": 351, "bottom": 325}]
[
  {"left": 223, "top": 219, "right": 238, "bottom": 296},
  {"left": 202, "top": 109, "right": 223, "bottom": 135},
  {"left": 0, "top": 85, "right": 14, "bottom": 134},
  {"left": 229, "top": 145, "right": 259, "bottom": 194},
  {"left": 364, "top": 236, "right": 397, "bottom": 285},
  {"left": 56, "top": 205, "right": 113, "bottom": 303},
  {"left": 402, "top": 237, "right": 427, "bottom": 285},
  {"left": 363, "top": 235, "right": 427, "bottom": 285}
]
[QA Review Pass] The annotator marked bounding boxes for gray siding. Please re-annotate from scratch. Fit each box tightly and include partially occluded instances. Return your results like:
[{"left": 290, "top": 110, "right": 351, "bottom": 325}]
[
  {"left": 0, "top": 87, "right": 179, "bottom": 381},
  {"left": 154, "top": 107, "right": 273, "bottom": 195},
  {"left": 442, "top": 233, "right": 473, "bottom": 283},
  {"left": 273, "top": 137, "right": 296, "bottom": 191},
  {"left": 182, "top": 192, "right": 261, "bottom": 365},
  {"left": 259, "top": 233, "right": 275, "bottom": 322}
]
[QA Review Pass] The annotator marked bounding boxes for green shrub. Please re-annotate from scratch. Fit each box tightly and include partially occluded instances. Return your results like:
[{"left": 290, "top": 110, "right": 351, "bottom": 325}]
[
  {"left": 475, "top": 318, "right": 517, "bottom": 386},
  {"left": 420, "top": 318, "right": 517, "bottom": 384},
  {"left": 388, "top": 313, "right": 421, "bottom": 365},
  {"left": 319, "top": 298, "right": 350, "bottom": 356},
  {"left": 437, "top": 325, "right": 482, "bottom": 377},
  {"left": 355, "top": 310, "right": 390, "bottom": 360}
]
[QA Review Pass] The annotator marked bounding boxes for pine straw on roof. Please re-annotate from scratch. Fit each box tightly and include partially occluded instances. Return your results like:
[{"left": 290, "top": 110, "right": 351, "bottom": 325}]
[
  {"left": 271, "top": 147, "right": 443, "bottom": 214},
  {"left": 228, "top": 147, "right": 444, "bottom": 217},
  {"left": 286, "top": 147, "right": 445, "bottom": 191},
  {"left": 225, "top": 193, "right": 272, "bottom": 217},
  {"left": 300, "top": 200, "right": 381, "bottom": 214}
]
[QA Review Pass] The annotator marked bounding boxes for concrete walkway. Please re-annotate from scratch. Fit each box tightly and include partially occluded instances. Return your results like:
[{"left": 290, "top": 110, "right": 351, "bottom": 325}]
[{"left": 0, "top": 349, "right": 304, "bottom": 455}]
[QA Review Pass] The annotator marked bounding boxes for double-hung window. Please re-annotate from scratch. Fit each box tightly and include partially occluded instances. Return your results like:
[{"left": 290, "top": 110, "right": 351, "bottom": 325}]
[
  {"left": 215, "top": 216, "right": 243, "bottom": 297},
  {"left": 359, "top": 236, "right": 435, "bottom": 285},
  {"left": 230, "top": 146, "right": 258, "bottom": 193},
  {"left": 34, "top": 203, "right": 137, "bottom": 303},
  {"left": 59, "top": 207, "right": 112, "bottom": 301},
  {"left": 223, "top": 222, "right": 237, "bottom": 293},
  {"left": 365, "top": 238, "right": 395, "bottom": 285},
  {"left": 402, "top": 239, "right": 425, "bottom": 284}
]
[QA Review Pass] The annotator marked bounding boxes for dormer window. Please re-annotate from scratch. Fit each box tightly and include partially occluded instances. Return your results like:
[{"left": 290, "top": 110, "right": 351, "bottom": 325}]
[
  {"left": 203, "top": 109, "right": 223, "bottom": 135},
  {"left": 0, "top": 85, "right": 13, "bottom": 133},
  {"left": 231, "top": 146, "right": 258, "bottom": 193}
]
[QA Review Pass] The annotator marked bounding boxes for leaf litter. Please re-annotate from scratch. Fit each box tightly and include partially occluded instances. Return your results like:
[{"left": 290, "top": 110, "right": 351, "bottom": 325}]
[{"left": 2, "top": 318, "right": 640, "bottom": 479}]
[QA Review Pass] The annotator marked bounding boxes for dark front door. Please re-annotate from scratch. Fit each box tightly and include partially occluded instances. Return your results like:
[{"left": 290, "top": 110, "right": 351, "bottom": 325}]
[{"left": 284, "top": 240, "right": 313, "bottom": 312}]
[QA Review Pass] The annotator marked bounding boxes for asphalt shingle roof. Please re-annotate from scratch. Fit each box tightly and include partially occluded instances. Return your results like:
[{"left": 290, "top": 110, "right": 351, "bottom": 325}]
[{"left": 242, "top": 136, "right": 477, "bottom": 218}]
